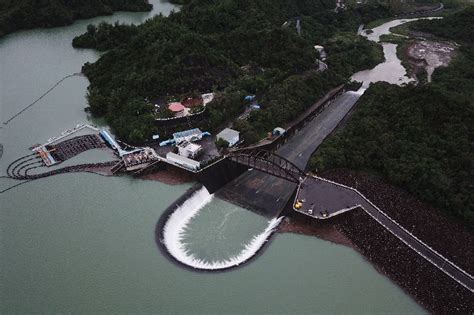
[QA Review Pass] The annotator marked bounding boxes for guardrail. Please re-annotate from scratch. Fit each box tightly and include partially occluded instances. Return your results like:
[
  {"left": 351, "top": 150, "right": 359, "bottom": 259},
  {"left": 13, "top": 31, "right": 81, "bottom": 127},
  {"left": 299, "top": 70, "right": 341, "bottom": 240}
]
[{"left": 310, "top": 175, "right": 474, "bottom": 292}]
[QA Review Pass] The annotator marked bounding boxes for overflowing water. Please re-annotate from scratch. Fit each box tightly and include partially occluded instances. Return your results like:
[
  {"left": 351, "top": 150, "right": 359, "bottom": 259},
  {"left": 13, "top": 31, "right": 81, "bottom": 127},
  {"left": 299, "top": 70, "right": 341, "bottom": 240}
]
[{"left": 162, "top": 187, "right": 283, "bottom": 270}]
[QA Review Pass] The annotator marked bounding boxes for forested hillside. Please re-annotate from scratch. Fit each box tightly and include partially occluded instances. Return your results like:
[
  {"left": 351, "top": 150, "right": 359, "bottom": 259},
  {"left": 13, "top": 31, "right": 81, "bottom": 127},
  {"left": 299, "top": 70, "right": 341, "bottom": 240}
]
[
  {"left": 410, "top": 6, "right": 474, "bottom": 43},
  {"left": 75, "top": 0, "right": 389, "bottom": 142},
  {"left": 311, "top": 8, "right": 474, "bottom": 225},
  {"left": 0, "top": 0, "right": 152, "bottom": 37}
]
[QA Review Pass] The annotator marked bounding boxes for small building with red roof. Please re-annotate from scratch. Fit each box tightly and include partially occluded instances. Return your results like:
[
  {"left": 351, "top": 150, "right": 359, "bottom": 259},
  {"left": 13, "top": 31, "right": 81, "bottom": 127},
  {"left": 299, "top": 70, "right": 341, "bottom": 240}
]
[
  {"left": 168, "top": 102, "right": 185, "bottom": 115},
  {"left": 182, "top": 97, "right": 203, "bottom": 108}
]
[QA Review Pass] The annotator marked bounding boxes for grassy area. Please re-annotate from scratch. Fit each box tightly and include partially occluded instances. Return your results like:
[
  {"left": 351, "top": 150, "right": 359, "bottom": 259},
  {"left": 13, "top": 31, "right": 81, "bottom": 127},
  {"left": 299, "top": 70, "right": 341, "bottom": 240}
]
[
  {"left": 366, "top": 17, "right": 395, "bottom": 29},
  {"left": 379, "top": 33, "right": 407, "bottom": 43},
  {"left": 389, "top": 22, "right": 414, "bottom": 36}
]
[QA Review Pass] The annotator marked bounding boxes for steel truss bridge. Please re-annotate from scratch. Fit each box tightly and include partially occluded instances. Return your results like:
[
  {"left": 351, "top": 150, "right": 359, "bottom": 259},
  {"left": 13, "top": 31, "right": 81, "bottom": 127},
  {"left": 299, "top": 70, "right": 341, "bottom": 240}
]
[
  {"left": 227, "top": 149, "right": 305, "bottom": 183},
  {"left": 224, "top": 148, "right": 473, "bottom": 292}
]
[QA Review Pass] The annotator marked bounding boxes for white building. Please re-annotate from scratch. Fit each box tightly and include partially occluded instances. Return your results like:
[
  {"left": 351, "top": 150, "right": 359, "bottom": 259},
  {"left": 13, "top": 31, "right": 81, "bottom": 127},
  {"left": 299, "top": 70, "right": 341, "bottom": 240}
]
[
  {"left": 201, "top": 93, "right": 214, "bottom": 105},
  {"left": 166, "top": 152, "right": 200, "bottom": 171},
  {"left": 217, "top": 128, "right": 240, "bottom": 147},
  {"left": 173, "top": 128, "right": 203, "bottom": 144},
  {"left": 178, "top": 141, "right": 202, "bottom": 159}
]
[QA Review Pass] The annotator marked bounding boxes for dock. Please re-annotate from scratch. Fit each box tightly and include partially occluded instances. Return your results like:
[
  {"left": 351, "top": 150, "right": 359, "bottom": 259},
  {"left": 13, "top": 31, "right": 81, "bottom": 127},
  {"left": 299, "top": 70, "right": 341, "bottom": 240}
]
[{"left": 32, "top": 124, "right": 104, "bottom": 166}]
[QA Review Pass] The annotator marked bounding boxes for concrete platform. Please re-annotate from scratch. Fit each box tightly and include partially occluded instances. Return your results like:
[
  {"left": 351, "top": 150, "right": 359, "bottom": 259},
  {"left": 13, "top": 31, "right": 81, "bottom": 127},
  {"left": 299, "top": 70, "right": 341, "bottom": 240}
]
[
  {"left": 294, "top": 176, "right": 361, "bottom": 219},
  {"left": 216, "top": 91, "right": 362, "bottom": 217}
]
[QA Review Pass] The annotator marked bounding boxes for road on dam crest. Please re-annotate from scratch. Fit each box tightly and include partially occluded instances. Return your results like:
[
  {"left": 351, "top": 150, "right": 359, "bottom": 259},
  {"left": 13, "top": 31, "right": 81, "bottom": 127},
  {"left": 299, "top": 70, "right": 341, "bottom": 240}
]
[{"left": 217, "top": 90, "right": 363, "bottom": 216}]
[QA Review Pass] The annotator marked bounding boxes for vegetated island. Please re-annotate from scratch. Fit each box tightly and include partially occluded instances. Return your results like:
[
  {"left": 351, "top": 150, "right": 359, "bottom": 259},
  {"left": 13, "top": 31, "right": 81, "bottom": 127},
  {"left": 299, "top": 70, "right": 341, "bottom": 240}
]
[
  {"left": 73, "top": 0, "right": 391, "bottom": 143},
  {"left": 0, "top": 0, "right": 152, "bottom": 38}
]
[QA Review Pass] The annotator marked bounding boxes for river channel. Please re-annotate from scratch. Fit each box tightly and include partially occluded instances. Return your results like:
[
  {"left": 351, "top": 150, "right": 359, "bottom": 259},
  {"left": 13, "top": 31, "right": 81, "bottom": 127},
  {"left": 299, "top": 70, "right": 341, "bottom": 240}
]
[
  {"left": 1, "top": 3, "right": 424, "bottom": 313},
  {"left": 351, "top": 17, "right": 440, "bottom": 87}
]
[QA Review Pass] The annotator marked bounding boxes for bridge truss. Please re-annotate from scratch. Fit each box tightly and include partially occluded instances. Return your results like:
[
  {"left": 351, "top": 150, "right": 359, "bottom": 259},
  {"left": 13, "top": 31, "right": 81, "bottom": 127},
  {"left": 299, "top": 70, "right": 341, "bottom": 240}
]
[{"left": 227, "top": 149, "right": 305, "bottom": 183}]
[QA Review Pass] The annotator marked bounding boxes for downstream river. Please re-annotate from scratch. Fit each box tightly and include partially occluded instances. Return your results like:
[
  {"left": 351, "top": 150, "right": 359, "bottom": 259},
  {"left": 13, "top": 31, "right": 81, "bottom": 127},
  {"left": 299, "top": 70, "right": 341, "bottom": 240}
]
[{"left": 1, "top": 2, "right": 423, "bottom": 313}]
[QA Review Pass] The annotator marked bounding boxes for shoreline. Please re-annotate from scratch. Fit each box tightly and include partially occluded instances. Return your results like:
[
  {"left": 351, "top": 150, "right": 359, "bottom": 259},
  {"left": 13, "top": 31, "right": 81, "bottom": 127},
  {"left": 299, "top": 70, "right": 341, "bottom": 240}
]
[
  {"left": 276, "top": 169, "right": 473, "bottom": 313},
  {"left": 139, "top": 168, "right": 194, "bottom": 185},
  {"left": 322, "top": 169, "right": 473, "bottom": 273},
  {"left": 277, "top": 216, "right": 355, "bottom": 248}
]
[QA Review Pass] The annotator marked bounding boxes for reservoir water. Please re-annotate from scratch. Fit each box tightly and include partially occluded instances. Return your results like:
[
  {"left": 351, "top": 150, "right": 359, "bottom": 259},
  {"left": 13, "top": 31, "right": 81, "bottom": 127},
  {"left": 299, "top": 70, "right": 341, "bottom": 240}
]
[{"left": 1, "top": 2, "right": 424, "bottom": 313}]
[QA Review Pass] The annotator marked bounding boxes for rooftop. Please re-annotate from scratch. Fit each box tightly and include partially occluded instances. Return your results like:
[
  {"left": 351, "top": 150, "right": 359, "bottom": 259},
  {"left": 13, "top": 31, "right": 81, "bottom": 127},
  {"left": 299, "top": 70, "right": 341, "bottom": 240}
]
[
  {"left": 178, "top": 141, "right": 202, "bottom": 153},
  {"left": 173, "top": 128, "right": 202, "bottom": 139},
  {"left": 168, "top": 102, "right": 185, "bottom": 112},
  {"left": 217, "top": 128, "right": 239, "bottom": 139}
]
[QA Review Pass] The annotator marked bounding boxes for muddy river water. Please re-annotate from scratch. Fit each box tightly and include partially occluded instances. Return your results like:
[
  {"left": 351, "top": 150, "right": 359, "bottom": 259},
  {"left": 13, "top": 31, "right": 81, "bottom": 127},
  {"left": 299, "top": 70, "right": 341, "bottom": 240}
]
[{"left": 352, "top": 17, "right": 441, "bottom": 87}]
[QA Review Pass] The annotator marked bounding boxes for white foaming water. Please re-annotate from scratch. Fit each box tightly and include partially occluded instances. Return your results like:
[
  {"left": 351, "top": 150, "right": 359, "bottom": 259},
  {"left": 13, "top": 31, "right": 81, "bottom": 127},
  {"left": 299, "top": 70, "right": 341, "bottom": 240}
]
[
  {"left": 347, "top": 87, "right": 367, "bottom": 96},
  {"left": 162, "top": 187, "right": 283, "bottom": 270}
]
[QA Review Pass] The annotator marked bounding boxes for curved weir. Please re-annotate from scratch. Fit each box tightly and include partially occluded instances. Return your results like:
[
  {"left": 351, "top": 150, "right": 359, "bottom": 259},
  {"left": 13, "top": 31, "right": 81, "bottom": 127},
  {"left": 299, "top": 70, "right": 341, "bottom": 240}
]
[{"left": 161, "top": 186, "right": 283, "bottom": 271}]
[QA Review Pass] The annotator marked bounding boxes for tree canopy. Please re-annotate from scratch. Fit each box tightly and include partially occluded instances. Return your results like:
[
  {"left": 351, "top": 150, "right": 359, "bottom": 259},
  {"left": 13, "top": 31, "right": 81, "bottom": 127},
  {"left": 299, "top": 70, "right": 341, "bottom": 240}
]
[
  {"left": 76, "top": 0, "right": 388, "bottom": 142},
  {"left": 0, "top": 0, "right": 152, "bottom": 37}
]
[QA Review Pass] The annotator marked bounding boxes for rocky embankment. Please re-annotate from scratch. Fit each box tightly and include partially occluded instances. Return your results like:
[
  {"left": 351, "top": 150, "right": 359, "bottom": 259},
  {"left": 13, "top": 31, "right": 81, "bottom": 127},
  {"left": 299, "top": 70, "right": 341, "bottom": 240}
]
[
  {"left": 323, "top": 169, "right": 473, "bottom": 274},
  {"left": 278, "top": 215, "right": 354, "bottom": 248},
  {"left": 334, "top": 208, "right": 472, "bottom": 313},
  {"left": 280, "top": 169, "right": 473, "bottom": 313}
]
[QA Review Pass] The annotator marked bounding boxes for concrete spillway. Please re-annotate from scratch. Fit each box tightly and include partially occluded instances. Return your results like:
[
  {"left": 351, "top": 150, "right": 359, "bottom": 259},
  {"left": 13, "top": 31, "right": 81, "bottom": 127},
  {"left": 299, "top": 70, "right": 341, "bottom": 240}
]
[{"left": 161, "top": 186, "right": 283, "bottom": 271}]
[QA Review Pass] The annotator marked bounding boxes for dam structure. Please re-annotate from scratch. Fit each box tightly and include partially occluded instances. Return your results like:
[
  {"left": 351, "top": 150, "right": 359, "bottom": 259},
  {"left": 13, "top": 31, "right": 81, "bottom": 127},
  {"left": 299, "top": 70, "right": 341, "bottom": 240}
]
[
  {"left": 4, "top": 86, "right": 472, "bottom": 290},
  {"left": 159, "top": 87, "right": 474, "bottom": 292}
]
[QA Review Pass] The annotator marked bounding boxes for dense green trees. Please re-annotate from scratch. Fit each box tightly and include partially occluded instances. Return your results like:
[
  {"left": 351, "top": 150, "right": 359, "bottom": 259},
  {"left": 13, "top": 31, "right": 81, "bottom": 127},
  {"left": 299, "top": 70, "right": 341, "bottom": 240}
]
[
  {"left": 75, "top": 0, "right": 388, "bottom": 142},
  {"left": 311, "top": 8, "right": 474, "bottom": 225},
  {"left": 325, "top": 32, "right": 384, "bottom": 77},
  {"left": 246, "top": 70, "right": 345, "bottom": 137},
  {"left": 0, "top": 0, "right": 152, "bottom": 37},
  {"left": 311, "top": 81, "right": 473, "bottom": 225},
  {"left": 410, "top": 6, "right": 474, "bottom": 43},
  {"left": 206, "top": 92, "right": 246, "bottom": 131},
  {"left": 72, "top": 21, "right": 139, "bottom": 50}
]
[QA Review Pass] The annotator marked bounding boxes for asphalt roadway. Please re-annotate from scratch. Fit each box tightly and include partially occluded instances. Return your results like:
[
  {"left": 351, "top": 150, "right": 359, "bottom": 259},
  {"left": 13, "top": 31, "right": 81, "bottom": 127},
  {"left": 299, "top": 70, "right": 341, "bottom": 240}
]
[
  {"left": 295, "top": 176, "right": 362, "bottom": 218},
  {"left": 216, "top": 90, "right": 363, "bottom": 216}
]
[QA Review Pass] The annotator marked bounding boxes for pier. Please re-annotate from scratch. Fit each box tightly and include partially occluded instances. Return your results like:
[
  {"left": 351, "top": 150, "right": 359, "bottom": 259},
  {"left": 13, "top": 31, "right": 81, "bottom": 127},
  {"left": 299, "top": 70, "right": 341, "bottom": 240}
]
[{"left": 32, "top": 124, "right": 104, "bottom": 166}]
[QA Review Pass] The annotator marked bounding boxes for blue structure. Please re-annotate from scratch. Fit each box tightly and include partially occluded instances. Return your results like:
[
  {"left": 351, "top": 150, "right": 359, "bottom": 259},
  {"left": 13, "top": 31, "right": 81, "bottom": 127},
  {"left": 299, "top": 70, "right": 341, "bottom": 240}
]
[
  {"left": 99, "top": 130, "right": 125, "bottom": 156},
  {"left": 159, "top": 139, "right": 176, "bottom": 147},
  {"left": 244, "top": 95, "right": 256, "bottom": 101}
]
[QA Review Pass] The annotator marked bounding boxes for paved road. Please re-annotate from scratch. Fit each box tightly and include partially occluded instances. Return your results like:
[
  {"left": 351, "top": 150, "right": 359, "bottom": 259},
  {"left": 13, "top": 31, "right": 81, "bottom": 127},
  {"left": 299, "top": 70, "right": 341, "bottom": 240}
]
[
  {"left": 295, "top": 176, "right": 474, "bottom": 292},
  {"left": 216, "top": 91, "right": 362, "bottom": 216}
]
